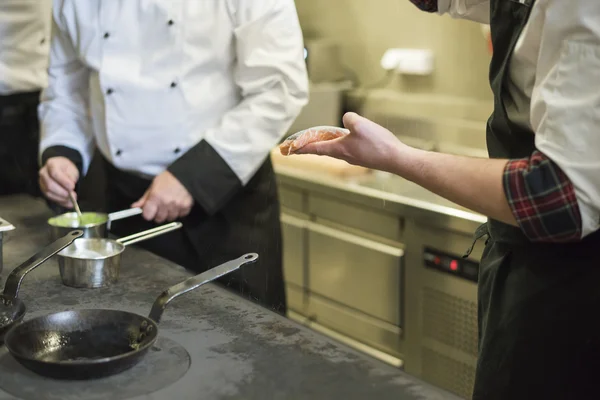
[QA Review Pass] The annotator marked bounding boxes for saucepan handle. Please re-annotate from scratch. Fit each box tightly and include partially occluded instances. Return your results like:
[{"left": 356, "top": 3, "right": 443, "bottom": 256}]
[
  {"left": 3, "top": 230, "right": 83, "bottom": 299},
  {"left": 148, "top": 253, "right": 259, "bottom": 323},
  {"left": 106, "top": 208, "right": 143, "bottom": 230},
  {"left": 115, "top": 222, "right": 182, "bottom": 247}
]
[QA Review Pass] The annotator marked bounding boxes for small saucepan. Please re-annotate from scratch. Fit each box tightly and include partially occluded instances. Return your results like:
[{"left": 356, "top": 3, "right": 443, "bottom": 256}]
[
  {"left": 48, "top": 207, "right": 143, "bottom": 240},
  {"left": 0, "top": 230, "right": 83, "bottom": 343},
  {"left": 4, "top": 253, "right": 258, "bottom": 379},
  {"left": 57, "top": 222, "right": 183, "bottom": 289}
]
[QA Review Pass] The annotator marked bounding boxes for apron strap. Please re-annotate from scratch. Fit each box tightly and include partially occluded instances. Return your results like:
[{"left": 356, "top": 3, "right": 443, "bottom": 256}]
[{"left": 463, "top": 223, "right": 490, "bottom": 258}]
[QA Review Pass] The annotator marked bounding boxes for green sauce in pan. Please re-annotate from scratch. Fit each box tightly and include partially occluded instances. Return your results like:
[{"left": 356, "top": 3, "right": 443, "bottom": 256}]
[{"left": 48, "top": 212, "right": 108, "bottom": 228}]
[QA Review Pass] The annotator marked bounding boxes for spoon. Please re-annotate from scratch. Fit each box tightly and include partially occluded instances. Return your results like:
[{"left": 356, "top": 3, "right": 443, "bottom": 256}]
[{"left": 69, "top": 192, "right": 83, "bottom": 224}]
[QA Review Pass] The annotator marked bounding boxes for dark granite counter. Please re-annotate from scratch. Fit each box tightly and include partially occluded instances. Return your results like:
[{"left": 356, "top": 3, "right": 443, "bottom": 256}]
[{"left": 0, "top": 195, "right": 461, "bottom": 400}]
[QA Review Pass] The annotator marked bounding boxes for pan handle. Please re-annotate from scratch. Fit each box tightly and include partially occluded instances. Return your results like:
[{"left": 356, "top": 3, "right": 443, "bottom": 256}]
[
  {"left": 148, "top": 253, "right": 259, "bottom": 323},
  {"left": 116, "top": 222, "right": 183, "bottom": 247},
  {"left": 3, "top": 230, "right": 84, "bottom": 299},
  {"left": 106, "top": 207, "right": 143, "bottom": 230}
]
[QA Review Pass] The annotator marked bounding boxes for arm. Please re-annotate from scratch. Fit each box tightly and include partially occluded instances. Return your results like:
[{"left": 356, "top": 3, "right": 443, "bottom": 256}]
[
  {"left": 297, "top": 111, "right": 587, "bottom": 243},
  {"left": 410, "top": 0, "right": 491, "bottom": 24},
  {"left": 168, "top": 0, "right": 309, "bottom": 215},
  {"left": 39, "top": 1, "right": 94, "bottom": 176}
]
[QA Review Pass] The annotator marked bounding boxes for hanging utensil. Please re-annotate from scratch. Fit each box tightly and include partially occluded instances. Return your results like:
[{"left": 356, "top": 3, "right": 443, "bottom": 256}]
[
  {"left": 57, "top": 222, "right": 183, "bottom": 288},
  {"left": 0, "top": 230, "right": 83, "bottom": 343},
  {"left": 4, "top": 253, "right": 258, "bottom": 379},
  {"left": 48, "top": 207, "right": 143, "bottom": 240}
]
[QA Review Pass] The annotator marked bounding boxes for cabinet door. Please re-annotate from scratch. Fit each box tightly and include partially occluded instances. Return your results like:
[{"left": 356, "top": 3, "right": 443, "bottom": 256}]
[
  {"left": 306, "top": 221, "right": 404, "bottom": 326},
  {"left": 281, "top": 214, "right": 308, "bottom": 288}
]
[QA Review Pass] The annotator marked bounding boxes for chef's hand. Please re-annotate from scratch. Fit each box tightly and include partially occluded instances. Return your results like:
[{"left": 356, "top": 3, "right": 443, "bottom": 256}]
[
  {"left": 295, "top": 112, "right": 407, "bottom": 173},
  {"left": 132, "top": 171, "right": 193, "bottom": 223},
  {"left": 39, "top": 157, "right": 80, "bottom": 208}
]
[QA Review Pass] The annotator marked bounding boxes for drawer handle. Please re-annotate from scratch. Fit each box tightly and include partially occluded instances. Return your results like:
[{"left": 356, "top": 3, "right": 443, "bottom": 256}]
[{"left": 307, "top": 222, "right": 404, "bottom": 257}]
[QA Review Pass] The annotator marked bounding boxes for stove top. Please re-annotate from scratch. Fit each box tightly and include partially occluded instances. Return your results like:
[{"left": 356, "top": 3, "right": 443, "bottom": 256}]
[{"left": 0, "top": 337, "right": 190, "bottom": 400}]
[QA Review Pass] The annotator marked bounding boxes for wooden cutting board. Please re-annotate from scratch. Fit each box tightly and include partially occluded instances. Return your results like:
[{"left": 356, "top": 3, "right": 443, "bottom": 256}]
[{"left": 270, "top": 149, "right": 370, "bottom": 177}]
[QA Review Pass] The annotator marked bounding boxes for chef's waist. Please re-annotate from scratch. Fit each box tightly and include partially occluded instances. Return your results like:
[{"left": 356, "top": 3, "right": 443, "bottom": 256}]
[{"left": 0, "top": 90, "right": 41, "bottom": 107}]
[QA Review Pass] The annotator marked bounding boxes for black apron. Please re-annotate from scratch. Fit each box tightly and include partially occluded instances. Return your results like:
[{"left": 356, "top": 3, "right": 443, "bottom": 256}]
[
  {"left": 468, "top": 1, "right": 600, "bottom": 398},
  {"left": 0, "top": 91, "right": 42, "bottom": 197},
  {"left": 103, "top": 155, "right": 287, "bottom": 316}
]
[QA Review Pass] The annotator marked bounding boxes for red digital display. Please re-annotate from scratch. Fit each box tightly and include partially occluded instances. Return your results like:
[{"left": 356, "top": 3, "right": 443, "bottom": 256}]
[{"left": 450, "top": 260, "right": 458, "bottom": 271}]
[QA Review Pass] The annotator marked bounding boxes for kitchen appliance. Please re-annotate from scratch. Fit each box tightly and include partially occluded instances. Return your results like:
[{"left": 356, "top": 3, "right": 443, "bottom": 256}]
[
  {"left": 58, "top": 222, "right": 182, "bottom": 288},
  {"left": 4, "top": 253, "right": 259, "bottom": 380},
  {"left": 48, "top": 207, "right": 143, "bottom": 240},
  {"left": 0, "top": 231, "right": 83, "bottom": 342},
  {"left": 0, "top": 217, "right": 15, "bottom": 274}
]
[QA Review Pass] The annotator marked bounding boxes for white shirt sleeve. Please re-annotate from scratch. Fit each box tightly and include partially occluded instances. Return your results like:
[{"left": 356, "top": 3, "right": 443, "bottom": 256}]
[
  {"left": 532, "top": 27, "right": 600, "bottom": 238},
  {"left": 437, "top": 0, "right": 491, "bottom": 24},
  {"left": 201, "top": 0, "right": 309, "bottom": 185},
  {"left": 38, "top": 1, "right": 94, "bottom": 173}
]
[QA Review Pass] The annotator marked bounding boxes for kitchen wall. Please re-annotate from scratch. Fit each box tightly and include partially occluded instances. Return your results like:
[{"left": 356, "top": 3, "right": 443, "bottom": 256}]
[
  {"left": 295, "top": 0, "right": 495, "bottom": 153},
  {"left": 296, "top": 0, "right": 493, "bottom": 100}
]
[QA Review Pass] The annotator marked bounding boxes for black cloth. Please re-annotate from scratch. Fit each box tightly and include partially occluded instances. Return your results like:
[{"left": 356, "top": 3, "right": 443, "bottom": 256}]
[
  {"left": 0, "top": 91, "right": 42, "bottom": 197},
  {"left": 471, "top": 1, "right": 600, "bottom": 398},
  {"left": 102, "top": 154, "right": 287, "bottom": 315}
]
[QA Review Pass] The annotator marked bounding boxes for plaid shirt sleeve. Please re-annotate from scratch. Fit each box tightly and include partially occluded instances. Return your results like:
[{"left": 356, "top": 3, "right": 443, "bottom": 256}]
[
  {"left": 503, "top": 150, "right": 582, "bottom": 242},
  {"left": 409, "top": 0, "right": 439, "bottom": 12}
]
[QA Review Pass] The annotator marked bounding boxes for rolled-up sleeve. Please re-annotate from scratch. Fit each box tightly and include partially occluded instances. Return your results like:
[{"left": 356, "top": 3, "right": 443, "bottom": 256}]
[
  {"left": 39, "top": 0, "right": 94, "bottom": 174},
  {"left": 503, "top": 10, "right": 600, "bottom": 242},
  {"left": 168, "top": 0, "right": 308, "bottom": 215}
]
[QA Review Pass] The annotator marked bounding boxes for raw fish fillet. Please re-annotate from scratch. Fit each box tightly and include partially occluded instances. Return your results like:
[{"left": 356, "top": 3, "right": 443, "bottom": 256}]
[{"left": 279, "top": 126, "right": 349, "bottom": 155}]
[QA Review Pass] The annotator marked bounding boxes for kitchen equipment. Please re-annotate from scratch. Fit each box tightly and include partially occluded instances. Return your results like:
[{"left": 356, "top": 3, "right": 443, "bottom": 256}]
[
  {"left": 4, "top": 253, "right": 259, "bottom": 380},
  {"left": 58, "top": 222, "right": 183, "bottom": 288},
  {"left": 0, "top": 217, "right": 15, "bottom": 274},
  {"left": 0, "top": 231, "right": 83, "bottom": 342},
  {"left": 48, "top": 207, "right": 143, "bottom": 240}
]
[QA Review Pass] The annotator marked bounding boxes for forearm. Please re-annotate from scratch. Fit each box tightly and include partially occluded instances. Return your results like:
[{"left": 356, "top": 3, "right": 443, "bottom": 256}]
[{"left": 395, "top": 147, "right": 517, "bottom": 225}]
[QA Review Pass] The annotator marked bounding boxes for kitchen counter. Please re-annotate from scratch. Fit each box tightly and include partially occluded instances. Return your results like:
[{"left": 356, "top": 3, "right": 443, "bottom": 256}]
[
  {"left": 0, "top": 195, "right": 461, "bottom": 400},
  {"left": 274, "top": 164, "right": 486, "bottom": 227}
]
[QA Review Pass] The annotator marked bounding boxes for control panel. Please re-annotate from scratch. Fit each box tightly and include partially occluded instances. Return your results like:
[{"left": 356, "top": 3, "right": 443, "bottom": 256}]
[{"left": 423, "top": 247, "right": 479, "bottom": 282}]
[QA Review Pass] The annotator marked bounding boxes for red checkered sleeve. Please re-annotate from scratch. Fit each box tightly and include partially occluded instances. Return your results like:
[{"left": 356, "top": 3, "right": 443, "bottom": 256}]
[
  {"left": 409, "top": 0, "right": 439, "bottom": 12},
  {"left": 503, "top": 150, "right": 582, "bottom": 242}
]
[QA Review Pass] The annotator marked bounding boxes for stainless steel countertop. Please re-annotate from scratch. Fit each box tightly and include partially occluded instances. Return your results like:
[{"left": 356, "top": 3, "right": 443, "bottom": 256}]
[
  {"left": 274, "top": 164, "right": 486, "bottom": 227},
  {"left": 0, "top": 195, "right": 461, "bottom": 400}
]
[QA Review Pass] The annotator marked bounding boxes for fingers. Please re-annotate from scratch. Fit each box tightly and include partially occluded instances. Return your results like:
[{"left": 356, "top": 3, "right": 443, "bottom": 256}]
[
  {"left": 131, "top": 191, "right": 149, "bottom": 209},
  {"left": 39, "top": 167, "right": 71, "bottom": 207}
]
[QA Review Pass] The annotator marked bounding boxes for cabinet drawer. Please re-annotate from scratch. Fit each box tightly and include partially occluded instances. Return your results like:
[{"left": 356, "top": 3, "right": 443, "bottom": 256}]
[
  {"left": 307, "top": 222, "right": 404, "bottom": 325},
  {"left": 308, "top": 194, "right": 402, "bottom": 242},
  {"left": 281, "top": 214, "right": 308, "bottom": 288},
  {"left": 278, "top": 185, "right": 305, "bottom": 213}
]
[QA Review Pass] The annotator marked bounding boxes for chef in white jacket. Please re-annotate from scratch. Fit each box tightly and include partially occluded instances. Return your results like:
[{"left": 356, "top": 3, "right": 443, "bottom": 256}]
[
  {"left": 38, "top": 0, "right": 309, "bottom": 314},
  {"left": 0, "top": 0, "right": 51, "bottom": 197}
]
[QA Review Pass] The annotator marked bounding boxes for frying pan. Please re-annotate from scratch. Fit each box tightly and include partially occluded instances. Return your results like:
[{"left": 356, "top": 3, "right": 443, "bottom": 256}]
[
  {"left": 4, "top": 253, "right": 259, "bottom": 380},
  {"left": 0, "top": 230, "right": 84, "bottom": 342},
  {"left": 48, "top": 207, "right": 143, "bottom": 240},
  {"left": 57, "top": 222, "right": 183, "bottom": 288}
]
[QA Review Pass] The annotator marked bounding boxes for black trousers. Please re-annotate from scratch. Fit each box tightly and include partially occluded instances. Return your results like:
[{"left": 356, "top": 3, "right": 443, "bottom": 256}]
[
  {"left": 103, "top": 156, "right": 287, "bottom": 315},
  {"left": 0, "top": 91, "right": 42, "bottom": 197}
]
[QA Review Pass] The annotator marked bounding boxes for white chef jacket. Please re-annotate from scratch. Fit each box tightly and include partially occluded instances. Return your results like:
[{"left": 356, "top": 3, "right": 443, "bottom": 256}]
[
  {"left": 39, "top": 0, "right": 309, "bottom": 188},
  {"left": 0, "top": 0, "right": 52, "bottom": 95},
  {"left": 438, "top": 0, "right": 600, "bottom": 238}
]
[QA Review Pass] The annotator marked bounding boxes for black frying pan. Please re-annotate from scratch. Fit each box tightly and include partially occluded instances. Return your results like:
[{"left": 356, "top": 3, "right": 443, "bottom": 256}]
[
  {"left": 0, "top": 230, "right": 83, "bottom": 342},
  {"left": 4, "top": 253, "right": 259, "bottom": 380}
]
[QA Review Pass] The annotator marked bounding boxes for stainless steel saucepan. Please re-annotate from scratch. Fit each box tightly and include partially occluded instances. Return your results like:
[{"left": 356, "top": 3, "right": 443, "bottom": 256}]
[
  {"left": 57, "top": 222, "right": 183, "bottom": 288},
  {"left": 48, "top": 207, "right": 143, "bottom": 240}
]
